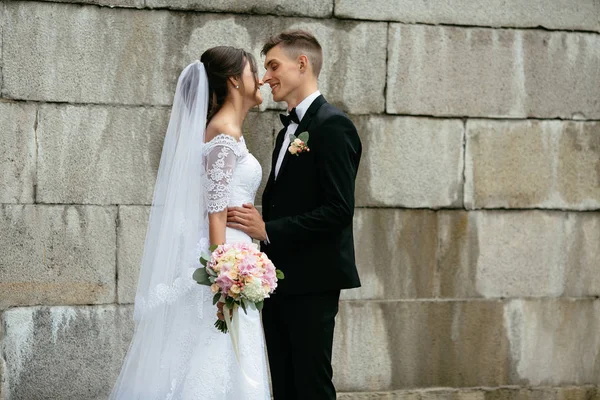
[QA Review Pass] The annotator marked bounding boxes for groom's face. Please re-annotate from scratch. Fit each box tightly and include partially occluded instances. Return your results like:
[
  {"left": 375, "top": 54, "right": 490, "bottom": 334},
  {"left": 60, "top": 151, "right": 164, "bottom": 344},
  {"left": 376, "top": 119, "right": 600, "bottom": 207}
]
[{"left": 263, "top": 45, "right": 302, "bottom": 104}]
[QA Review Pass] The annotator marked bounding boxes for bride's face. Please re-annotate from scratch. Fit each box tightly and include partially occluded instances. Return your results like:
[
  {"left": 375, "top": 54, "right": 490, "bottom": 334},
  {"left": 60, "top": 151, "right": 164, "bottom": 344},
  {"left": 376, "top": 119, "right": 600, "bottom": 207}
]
[{"left": 240, "top": 61, "right": 263, "bottom": 107}]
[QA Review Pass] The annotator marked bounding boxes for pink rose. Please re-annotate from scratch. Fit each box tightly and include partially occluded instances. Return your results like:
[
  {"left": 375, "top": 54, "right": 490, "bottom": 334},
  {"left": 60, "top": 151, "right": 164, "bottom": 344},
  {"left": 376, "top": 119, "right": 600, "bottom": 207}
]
[{"left": 216, "top": 274, "right": 234, "bottom": 293}]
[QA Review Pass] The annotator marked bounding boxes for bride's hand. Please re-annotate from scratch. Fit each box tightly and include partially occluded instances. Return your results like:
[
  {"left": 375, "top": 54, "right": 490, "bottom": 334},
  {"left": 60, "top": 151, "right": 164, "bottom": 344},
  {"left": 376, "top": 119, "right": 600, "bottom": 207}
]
[{"left": 226, "top": 203, "right": 267, "bottom": 241}]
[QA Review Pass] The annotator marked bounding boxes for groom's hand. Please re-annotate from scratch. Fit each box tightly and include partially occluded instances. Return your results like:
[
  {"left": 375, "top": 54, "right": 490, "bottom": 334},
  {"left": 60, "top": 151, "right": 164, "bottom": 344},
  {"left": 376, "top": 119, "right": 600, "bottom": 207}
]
[{"left": 226, "top": 203, "right": 267, "bottom": 241}]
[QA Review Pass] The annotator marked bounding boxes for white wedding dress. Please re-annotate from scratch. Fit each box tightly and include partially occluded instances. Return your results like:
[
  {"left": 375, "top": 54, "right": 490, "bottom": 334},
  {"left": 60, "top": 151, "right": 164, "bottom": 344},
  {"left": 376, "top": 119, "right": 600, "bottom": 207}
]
[{"left": 110, "top": 133, "right": 271, "bottom": 400}]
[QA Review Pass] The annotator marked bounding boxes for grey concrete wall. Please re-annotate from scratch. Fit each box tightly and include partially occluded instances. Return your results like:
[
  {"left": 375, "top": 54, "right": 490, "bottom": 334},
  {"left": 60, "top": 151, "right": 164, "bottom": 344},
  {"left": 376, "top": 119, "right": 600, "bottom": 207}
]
[{"left": 0, "top": 1, "right": 599, "bottom": 399}]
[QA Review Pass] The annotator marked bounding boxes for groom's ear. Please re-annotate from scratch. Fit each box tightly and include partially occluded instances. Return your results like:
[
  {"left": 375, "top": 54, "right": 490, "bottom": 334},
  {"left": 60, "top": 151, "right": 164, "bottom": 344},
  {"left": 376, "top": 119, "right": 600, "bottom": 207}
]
[{"left": 298, "top": 54, "right": 310, "bottom": 74}]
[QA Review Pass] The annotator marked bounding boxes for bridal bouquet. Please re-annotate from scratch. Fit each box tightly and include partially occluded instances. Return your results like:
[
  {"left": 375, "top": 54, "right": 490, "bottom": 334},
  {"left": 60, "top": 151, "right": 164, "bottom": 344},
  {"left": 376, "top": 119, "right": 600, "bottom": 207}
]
[{"left": 193, "top": 242, "right": 284, "bottom": 333}]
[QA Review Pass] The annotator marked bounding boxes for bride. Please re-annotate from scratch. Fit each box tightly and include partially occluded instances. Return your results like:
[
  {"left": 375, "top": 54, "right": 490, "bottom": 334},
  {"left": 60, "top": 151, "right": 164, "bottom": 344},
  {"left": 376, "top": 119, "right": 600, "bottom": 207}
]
[{"left": 110, "top": 47, "right": 271, "bottom": 399}]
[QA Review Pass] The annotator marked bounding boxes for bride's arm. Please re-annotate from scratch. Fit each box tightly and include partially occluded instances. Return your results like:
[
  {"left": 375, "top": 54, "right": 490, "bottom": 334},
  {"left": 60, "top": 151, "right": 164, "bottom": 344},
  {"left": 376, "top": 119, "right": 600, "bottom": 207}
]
[
  {"left": 208, "top": 212, "right": 227, "bottom": 246},
  {"left": 204, "top": 139, "right": 239, "bottom": 246}
]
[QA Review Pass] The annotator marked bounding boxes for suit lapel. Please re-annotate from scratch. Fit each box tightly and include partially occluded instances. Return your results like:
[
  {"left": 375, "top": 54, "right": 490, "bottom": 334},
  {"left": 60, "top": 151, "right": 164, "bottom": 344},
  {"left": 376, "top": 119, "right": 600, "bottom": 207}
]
[
  {"left": 264, "top": 126, "right": 287, "bottom": 198},
  {"left": 275, "top": 95, "right": 327, "bottom": 183},
  {"left": 271, "top": 126, "right": 287, "bottom": 174}
]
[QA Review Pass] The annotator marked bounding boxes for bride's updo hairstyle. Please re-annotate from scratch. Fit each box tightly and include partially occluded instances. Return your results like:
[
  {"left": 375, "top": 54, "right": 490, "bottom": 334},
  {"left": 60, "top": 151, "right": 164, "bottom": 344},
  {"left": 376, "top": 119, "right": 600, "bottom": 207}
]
[{"left": 200, "top": 46, "right": 259, "bottom": 122}]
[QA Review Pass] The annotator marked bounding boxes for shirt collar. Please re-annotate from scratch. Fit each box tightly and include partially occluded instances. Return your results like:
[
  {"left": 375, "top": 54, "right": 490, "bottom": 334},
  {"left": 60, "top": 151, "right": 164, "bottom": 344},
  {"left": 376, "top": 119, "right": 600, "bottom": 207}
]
[{"left": 293, "top": 90, "right": 321, "bottom": 122}]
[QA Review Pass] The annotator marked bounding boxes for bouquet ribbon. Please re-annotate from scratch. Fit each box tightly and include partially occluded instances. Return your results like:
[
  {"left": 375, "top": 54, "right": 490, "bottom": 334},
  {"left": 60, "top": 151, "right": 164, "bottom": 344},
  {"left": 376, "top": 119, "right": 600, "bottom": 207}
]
[{"left": 223, "top": 304, "right": 259, "bottom": 387}]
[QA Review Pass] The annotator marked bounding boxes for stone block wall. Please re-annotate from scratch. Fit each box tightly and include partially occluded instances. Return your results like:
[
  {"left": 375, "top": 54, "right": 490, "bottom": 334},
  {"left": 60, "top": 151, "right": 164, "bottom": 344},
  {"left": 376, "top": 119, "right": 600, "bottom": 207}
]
[{"left": 0, "top": 1, "right": 598, "bottom": 399}]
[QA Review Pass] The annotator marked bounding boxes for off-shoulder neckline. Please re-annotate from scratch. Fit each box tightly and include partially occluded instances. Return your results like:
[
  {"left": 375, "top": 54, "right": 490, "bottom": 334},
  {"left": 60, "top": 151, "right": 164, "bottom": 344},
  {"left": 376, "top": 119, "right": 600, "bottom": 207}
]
[{"left": 205, "top": 133, "right": 244, "bottom": 144}]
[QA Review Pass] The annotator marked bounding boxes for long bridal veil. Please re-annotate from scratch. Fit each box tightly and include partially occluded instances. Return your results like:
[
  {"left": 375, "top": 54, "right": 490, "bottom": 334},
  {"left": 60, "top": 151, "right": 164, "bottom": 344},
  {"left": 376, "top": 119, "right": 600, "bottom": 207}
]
[{"left": 110, "top": 61, "right": 210, "bottom": 399}]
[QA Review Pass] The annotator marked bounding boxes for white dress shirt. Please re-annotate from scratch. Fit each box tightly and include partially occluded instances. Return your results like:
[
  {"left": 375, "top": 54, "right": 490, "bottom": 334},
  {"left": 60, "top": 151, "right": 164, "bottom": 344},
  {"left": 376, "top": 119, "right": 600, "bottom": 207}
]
[{"left": 274, "top": 90, "right": 321, "bottom": 179}]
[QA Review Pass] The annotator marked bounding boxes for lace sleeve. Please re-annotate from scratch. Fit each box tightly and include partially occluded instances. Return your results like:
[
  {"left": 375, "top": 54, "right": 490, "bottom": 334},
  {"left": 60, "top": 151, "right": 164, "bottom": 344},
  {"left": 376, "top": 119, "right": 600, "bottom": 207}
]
[{"left": 204, "top": 136, "right": 240, "bottom": 213}]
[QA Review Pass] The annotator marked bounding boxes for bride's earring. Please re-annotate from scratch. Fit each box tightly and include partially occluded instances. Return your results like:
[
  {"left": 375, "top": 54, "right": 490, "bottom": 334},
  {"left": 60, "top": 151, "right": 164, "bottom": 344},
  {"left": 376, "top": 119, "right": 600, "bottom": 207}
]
[{"left": 235, "top": 85, "right": 239, "bottom": 89}]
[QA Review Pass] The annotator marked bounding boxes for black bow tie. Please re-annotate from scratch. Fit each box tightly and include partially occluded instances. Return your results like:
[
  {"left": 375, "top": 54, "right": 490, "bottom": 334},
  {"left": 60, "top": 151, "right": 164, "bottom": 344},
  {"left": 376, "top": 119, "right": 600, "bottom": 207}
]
[{"left": 279, "top": 108, "right": 300, "bottom": 128}]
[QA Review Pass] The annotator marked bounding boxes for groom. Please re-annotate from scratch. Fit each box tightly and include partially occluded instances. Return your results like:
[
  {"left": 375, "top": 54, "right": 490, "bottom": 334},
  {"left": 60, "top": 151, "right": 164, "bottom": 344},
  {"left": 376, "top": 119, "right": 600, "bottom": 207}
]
[{"left": 227, "top": 30, "right": 361, "bottom": 400}]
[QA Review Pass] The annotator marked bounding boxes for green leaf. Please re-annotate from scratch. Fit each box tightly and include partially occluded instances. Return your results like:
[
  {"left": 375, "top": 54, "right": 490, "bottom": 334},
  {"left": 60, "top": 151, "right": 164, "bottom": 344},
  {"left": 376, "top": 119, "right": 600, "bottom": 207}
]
[
  {"left": 298, "top": 131, "right": 309, "bottom": 143},
  {"left": 225, "top": 296, "right": 235, "bottom": 309},
  {"left": 206, "top": 267, "right": 217, "bottom": 276},
  {"left": 212, "top": 293, "right": 221, "bottom": 305},
  {"left": 199, "top": 256, "right": 208, "bottom": 267},
  {"left": 192, "top": 268, "right": 211, "bottom": 286},
  {"left": 256, "top": 301, "right": 264, "bottom": 312},
  {"left": 276, "top": 269, "right": 285, "bottom": 280},
  {"left": 288, "top": 133, "right": 297, "bottom": 142},
  {"left": 209, "top": 244, "right": 218, "bottom": 252},
  {"left": 240, "top": 299, "right": 248, "bottom": 314}
]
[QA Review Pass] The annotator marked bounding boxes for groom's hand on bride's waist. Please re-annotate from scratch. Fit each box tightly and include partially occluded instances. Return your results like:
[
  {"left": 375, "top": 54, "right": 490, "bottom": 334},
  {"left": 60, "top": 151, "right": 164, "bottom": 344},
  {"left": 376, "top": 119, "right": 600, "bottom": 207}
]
[{"left": 226, "top": 203, "right": 267, "bottom": 242}]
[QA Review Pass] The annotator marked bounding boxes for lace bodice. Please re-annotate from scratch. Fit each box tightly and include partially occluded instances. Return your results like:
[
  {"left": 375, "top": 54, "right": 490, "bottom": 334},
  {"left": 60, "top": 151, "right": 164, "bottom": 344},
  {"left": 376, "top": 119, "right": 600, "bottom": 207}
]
[{"left": 203, "top": 134, "right": 262, "bottom": 214}]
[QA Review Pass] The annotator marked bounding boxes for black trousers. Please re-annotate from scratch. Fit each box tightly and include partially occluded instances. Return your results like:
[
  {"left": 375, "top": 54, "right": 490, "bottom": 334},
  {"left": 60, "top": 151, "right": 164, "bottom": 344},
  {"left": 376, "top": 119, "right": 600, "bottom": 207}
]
[{"left": 262, "top": 290, "right": 341, "bottom": 400}]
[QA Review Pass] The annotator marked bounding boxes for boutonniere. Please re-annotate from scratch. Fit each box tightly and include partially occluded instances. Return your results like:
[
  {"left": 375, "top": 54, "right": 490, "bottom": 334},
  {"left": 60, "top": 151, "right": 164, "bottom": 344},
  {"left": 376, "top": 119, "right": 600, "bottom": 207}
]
[{"left": 288, "top": 131, "right": 310, "bottom": 156}]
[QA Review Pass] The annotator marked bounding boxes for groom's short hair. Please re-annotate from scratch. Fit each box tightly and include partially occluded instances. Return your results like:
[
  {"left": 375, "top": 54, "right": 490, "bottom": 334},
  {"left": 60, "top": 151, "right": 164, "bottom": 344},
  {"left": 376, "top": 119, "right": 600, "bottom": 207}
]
[{"left": 262, "top": 30, "right": 323, "bottom": 77}]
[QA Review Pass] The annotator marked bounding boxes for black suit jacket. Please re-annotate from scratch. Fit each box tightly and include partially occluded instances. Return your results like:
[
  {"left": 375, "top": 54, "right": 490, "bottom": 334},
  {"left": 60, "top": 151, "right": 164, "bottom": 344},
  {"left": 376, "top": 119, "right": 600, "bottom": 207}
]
[{"left": 261, "top": 95, "right": 362, "bottom": 294}]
